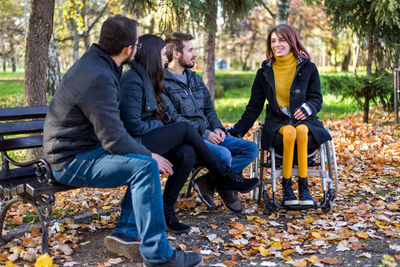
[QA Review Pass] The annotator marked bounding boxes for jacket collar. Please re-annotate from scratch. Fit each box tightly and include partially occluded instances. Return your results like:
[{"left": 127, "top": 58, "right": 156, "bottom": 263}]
[
  {"left": 164, "top": 67, "right": 195, "bottom": 86},
  {"left": 262, "top": 55, "right": 305, "bottom": 70},
  {"left": 89, "top": 44, "right": 123, "bottom": 80}
]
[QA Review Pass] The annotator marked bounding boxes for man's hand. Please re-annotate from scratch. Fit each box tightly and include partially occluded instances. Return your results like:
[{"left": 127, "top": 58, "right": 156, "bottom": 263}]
[
  {"left": 207, "top": 132, "right": 223, "bottom": 144},
  {"left": 151, "top": 153, "right": 174, "bottom": 175},
  {"left": 294, "top": 108, "right": 307, "bottom": 121},
  {"left": 214, "top": 128, "right": 226, "bottom": 142}
]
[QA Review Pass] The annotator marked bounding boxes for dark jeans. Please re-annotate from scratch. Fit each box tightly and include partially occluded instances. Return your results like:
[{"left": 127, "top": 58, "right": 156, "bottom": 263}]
[{"left": 141, "top": 122, "right": 227, "bottom": 208}]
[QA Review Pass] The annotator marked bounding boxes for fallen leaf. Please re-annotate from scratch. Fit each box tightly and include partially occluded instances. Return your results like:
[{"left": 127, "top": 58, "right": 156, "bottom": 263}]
[
  {"left": 35, "top": 253, "right": 53, "bottom": 267},
  {"left": 320, "top": 257, "right": 343, "bottom": 264}
]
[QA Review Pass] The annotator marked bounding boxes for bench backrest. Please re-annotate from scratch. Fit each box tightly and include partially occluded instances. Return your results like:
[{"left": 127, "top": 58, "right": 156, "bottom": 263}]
[
  {"left": 0, "top": 106, "right": 48, "bottom": 152},
  {"left": 0, "top": 106, "right": 48, "bottom": 172}
]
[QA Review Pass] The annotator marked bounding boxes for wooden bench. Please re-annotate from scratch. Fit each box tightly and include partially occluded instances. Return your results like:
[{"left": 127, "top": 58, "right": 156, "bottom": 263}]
[{"left": 0, "top": 106, "right": 76, "bottom": 254}]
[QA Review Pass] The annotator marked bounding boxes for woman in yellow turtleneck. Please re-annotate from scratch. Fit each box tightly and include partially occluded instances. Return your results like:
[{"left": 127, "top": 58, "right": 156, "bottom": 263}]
[{"left": 228, "top": 24, "right": 332, "bottom": 207}]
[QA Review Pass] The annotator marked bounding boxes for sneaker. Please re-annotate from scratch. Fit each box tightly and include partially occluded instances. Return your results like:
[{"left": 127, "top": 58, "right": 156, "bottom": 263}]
[
  {"left": 164, "top": 206, "right": 191, "bottom": 234},
  {"left": 217, "top": 190, "right": 243, "bottom": 213},
  {"left": 104, "top": 232, "right": 141, "bottom": 260},
  {"left": 216, "top": 168, "right": 260, "bottom": 193},
  {"left": 298, "top": 178, "right": 316, "bottom": 206},
  {"left": 192, "top": 173, "right": 216, "bottom": 210},
  {"left": 281, "top": 178, "right": 299, "bottom": 206},
  {"left": 143, "top": 250, "right": 202, "bottom": 267}
]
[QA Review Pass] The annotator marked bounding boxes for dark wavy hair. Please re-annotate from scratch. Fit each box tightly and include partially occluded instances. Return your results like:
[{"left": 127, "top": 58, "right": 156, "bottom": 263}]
[
  {"left": 266, "top": 24, "right": 310, "bottom": 62},
  {"left": 134, "top": 34, "right": 166, "bottom": 120},
  {"left": 165, "top": 32, "right": 194, "bottom": 62},
  {"left": 99, "top": 15, "right": 137, "bottom": 55}
]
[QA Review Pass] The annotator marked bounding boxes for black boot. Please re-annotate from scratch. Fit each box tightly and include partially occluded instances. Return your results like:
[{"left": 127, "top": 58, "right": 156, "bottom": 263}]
[
  {"left": 298, "top": 178, "right": 315, "bottom": 206},
  {"left": 281, "top": 178, "right": 299, "bottom": 206},
  {"left": 164, "top": 205, "right": 191, "bottom": 234},
  {"left": 214, "top": 167, "right": 260, "bottom": 193}
]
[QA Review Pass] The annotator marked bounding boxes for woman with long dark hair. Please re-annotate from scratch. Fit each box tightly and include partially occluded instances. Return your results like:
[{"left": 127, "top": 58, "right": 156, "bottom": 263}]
[
  {"left": 119, "top": 34, "right": 259, "bottom": 234},
  {"left": 228, "top": 25, "right": 331, "bottom": 207}
]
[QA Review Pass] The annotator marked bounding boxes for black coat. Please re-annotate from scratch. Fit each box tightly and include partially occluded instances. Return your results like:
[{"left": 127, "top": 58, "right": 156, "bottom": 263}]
[
  {"left": 44, "top": 44, "right": 151, "bottom": 171},
  {"left": 119, "top": 61, "right": 163, "bottom": 139},
  {"left": 234, "top": 57, "right": 331, "bottom": 150}
]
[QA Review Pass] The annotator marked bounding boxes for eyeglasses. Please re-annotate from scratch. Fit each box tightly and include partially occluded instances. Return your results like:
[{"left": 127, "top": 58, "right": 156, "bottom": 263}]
[{"left": 134, "top": 43, "right": 142, "bottom": 49}]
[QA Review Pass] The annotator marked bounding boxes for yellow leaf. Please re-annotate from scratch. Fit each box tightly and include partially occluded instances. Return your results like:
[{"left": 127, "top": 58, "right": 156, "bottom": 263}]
[
  {"left": 383, "top": 255, "right": 395, "bottom": 262},
  {"left": 305, "top": 217, "right": 314, "bottom": 224},
  {"left": 5, "top": 261, "right": 17, "bottom": 267},
  {"left": 270, "top": 241, "right": 282, "bottom": 250},
  {"left": 311, "top": 232, "right": 322, "bottom": 239},
  {"left": 283, "top": 256, "right": 293, "bottom": 261},
  {"left": 257, "top": 246, "right": 271, "bottom": 257},
  {"left": 356, "top": 232, "right": 369, "bottom": 239},
  {"left": 255, "top": 217, "right": 267, "bottom": 224},
  {"left": 35, "top": 253, "right": 53, "bottom": 267},
  {"left": 102, "top": 205, "right": 112, "bottom": 210},
  {"left": 282, "top": 249, "right": 296, "bottom": 256},
  {"left": 375, "top": 221, "right": 391, "bottom": 229},
  {"left": 308, "top": 255, "right": 321, "bottom": 263},
  {"left": 246, "top": 216, "right": 256, "bottom": 221}
]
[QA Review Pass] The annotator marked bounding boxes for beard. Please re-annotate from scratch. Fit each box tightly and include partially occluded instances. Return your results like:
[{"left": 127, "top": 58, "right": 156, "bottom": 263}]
[
  {"left": 178, "top": 55, "right": 195, "bottom": 69},
  {"left": 122, "top": 48, "right": 135, "bottom": 65}
]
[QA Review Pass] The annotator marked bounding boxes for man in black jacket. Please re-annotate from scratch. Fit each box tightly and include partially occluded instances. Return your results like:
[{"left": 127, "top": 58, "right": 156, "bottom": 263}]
[
  {"left": 43, "top": 16, "right": 201, "bottom": 267},
  {"left": 162, "top": 33, "right": 259, "bottom": 214}
]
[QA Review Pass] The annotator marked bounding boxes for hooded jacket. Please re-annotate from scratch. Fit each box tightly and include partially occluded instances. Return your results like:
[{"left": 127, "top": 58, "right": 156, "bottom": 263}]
[{"left": 43, "top": 44, "right": 152, "bottom": 171}]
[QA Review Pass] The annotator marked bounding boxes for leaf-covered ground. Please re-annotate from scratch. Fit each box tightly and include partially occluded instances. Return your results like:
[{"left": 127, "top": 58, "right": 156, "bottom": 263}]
[{"left": 1, "top": 110, "right": 399, "bottom": 266}]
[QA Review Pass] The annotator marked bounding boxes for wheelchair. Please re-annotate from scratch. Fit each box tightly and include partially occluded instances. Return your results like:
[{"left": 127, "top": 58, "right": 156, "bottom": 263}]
[{"left": 250, "top": 124, "right": 338, "bottom": 213}]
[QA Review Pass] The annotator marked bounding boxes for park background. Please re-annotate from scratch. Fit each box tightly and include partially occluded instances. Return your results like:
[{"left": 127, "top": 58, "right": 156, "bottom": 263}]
[{"left": 0, "top": 0, "right": 400, "bottom": 266}]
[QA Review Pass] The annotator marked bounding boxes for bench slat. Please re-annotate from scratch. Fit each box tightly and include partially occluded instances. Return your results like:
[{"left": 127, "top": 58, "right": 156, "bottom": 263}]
[
  {"left": 0, "top": 166, "right": 36, "bottom": 181},
  {"left": 0, "top": 135, "right": 43, "bottom": 151},
  {"left": 0, "top": 120, "right": 45, "bottom": 136},
  {"left": 0, "top": 106, "right": 48, "bottom": 121},
  {"left": 26, "top": 182, "right": 76, "bottom": 197}
]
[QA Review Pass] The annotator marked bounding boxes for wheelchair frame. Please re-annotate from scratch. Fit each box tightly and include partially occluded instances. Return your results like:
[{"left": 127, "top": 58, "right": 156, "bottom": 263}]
[{"left": 250, "top": 126, "right": 338, "bottom": 213}]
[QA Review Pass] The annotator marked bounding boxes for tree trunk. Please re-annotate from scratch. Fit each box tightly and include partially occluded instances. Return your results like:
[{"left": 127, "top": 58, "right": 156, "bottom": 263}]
[
  {"left": 2, "top": 61, "right": 6, "bottom": 72},
  {"left": 47, "top": 35, "right": 61, "bottom": 96},
  {"left": 341, "top": 48, "right": 351, "bottom": 71},
  {"left": 275, "top": 0, "right": 291, "bottom": 25},
  {"left": 202, "top": 0, "right": 217, "bottom": 102},
  {"left": 72, "top": 19, "right": 79, "bottom": 63},
  {"left": 363, "top": 95, "right": 370, "bottom": 123},
  {"left": 366, "top": 33, "right": 374, "bottom": 76},
  {"left": 25, "top": 0, "right": 55, "bottom": 107}
]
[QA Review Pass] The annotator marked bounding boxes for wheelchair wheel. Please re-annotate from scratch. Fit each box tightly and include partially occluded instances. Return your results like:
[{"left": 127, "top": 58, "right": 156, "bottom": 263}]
[
  {"left": 263, "top": 191, "right": 277, "bottom": 213},
  {"left": 321, "top": 200, "right": 334, "bottom": 213}
]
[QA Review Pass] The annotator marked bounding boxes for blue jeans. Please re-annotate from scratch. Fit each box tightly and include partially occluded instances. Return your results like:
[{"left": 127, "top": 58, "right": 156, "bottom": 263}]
[
  {"left": 53, "top": 146, "right": 173, "bottom": 263},
  {"left": 204, "top": 135, "right": 259, "bottom": 173}
]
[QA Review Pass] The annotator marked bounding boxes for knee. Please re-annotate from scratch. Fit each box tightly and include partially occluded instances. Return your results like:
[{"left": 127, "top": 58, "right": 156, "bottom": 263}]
[
  {"left": 218, "top": 147, "right": 232, "bottom": 166},
  {"left": 296, "top": 124, "right": 309, "bottom": 138},
  {"left": 177, "top": 145, "right": 196, "bottom": 166},
  {"left": 248, "top": 141, "right": 259, "bottom": 158},
  {"left": 282, "top": 125, "right": 296, "bottom": 143}
]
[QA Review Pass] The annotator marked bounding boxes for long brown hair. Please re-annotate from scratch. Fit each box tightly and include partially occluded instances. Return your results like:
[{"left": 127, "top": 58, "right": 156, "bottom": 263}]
[
  {"left": 266, "top": 24, "right": 310, "bottom": 62},
  {"left": 134, "top": 34, "right": 165, "bottom": 120}
]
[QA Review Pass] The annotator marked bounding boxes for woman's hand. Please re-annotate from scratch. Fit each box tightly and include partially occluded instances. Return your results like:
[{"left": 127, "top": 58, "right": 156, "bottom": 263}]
[
  {"left": 151, "top": 153, "right": 174, "bottom": 175},
  {"left": 294, "top": 108, "right": 307, "bottom": 120}
]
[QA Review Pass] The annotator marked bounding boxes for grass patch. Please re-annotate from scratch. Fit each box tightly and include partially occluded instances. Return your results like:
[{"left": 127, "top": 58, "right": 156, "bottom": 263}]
[
  {"left": 0, "top": 80, "right": 24, "bottom": 95},
  {"left": 0, "top": 71, "right": 25, "bottom": 79},
  {"left": 215, "top": 87, "right": 359, "bottom": 123}
]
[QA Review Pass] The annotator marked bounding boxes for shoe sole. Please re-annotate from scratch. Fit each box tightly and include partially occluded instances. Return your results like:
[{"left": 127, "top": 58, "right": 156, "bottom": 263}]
[
  {"left": 193, "top": 181, "right": 216, "bottom": 210},
  {"left": 283, "top": 200, "right": 300, "bottom": 206},
  {"left": 104, "top": 235, "right": 141, "bottom": 261},
  {"left": 299, "top": 200, "right": 315, "bottom": 206}
]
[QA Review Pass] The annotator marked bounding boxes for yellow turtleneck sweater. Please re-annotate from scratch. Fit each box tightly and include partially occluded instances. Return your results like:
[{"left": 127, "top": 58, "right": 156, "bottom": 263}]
[{"left": 272, "top": 52, "right": 297, "bottom": 108}]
